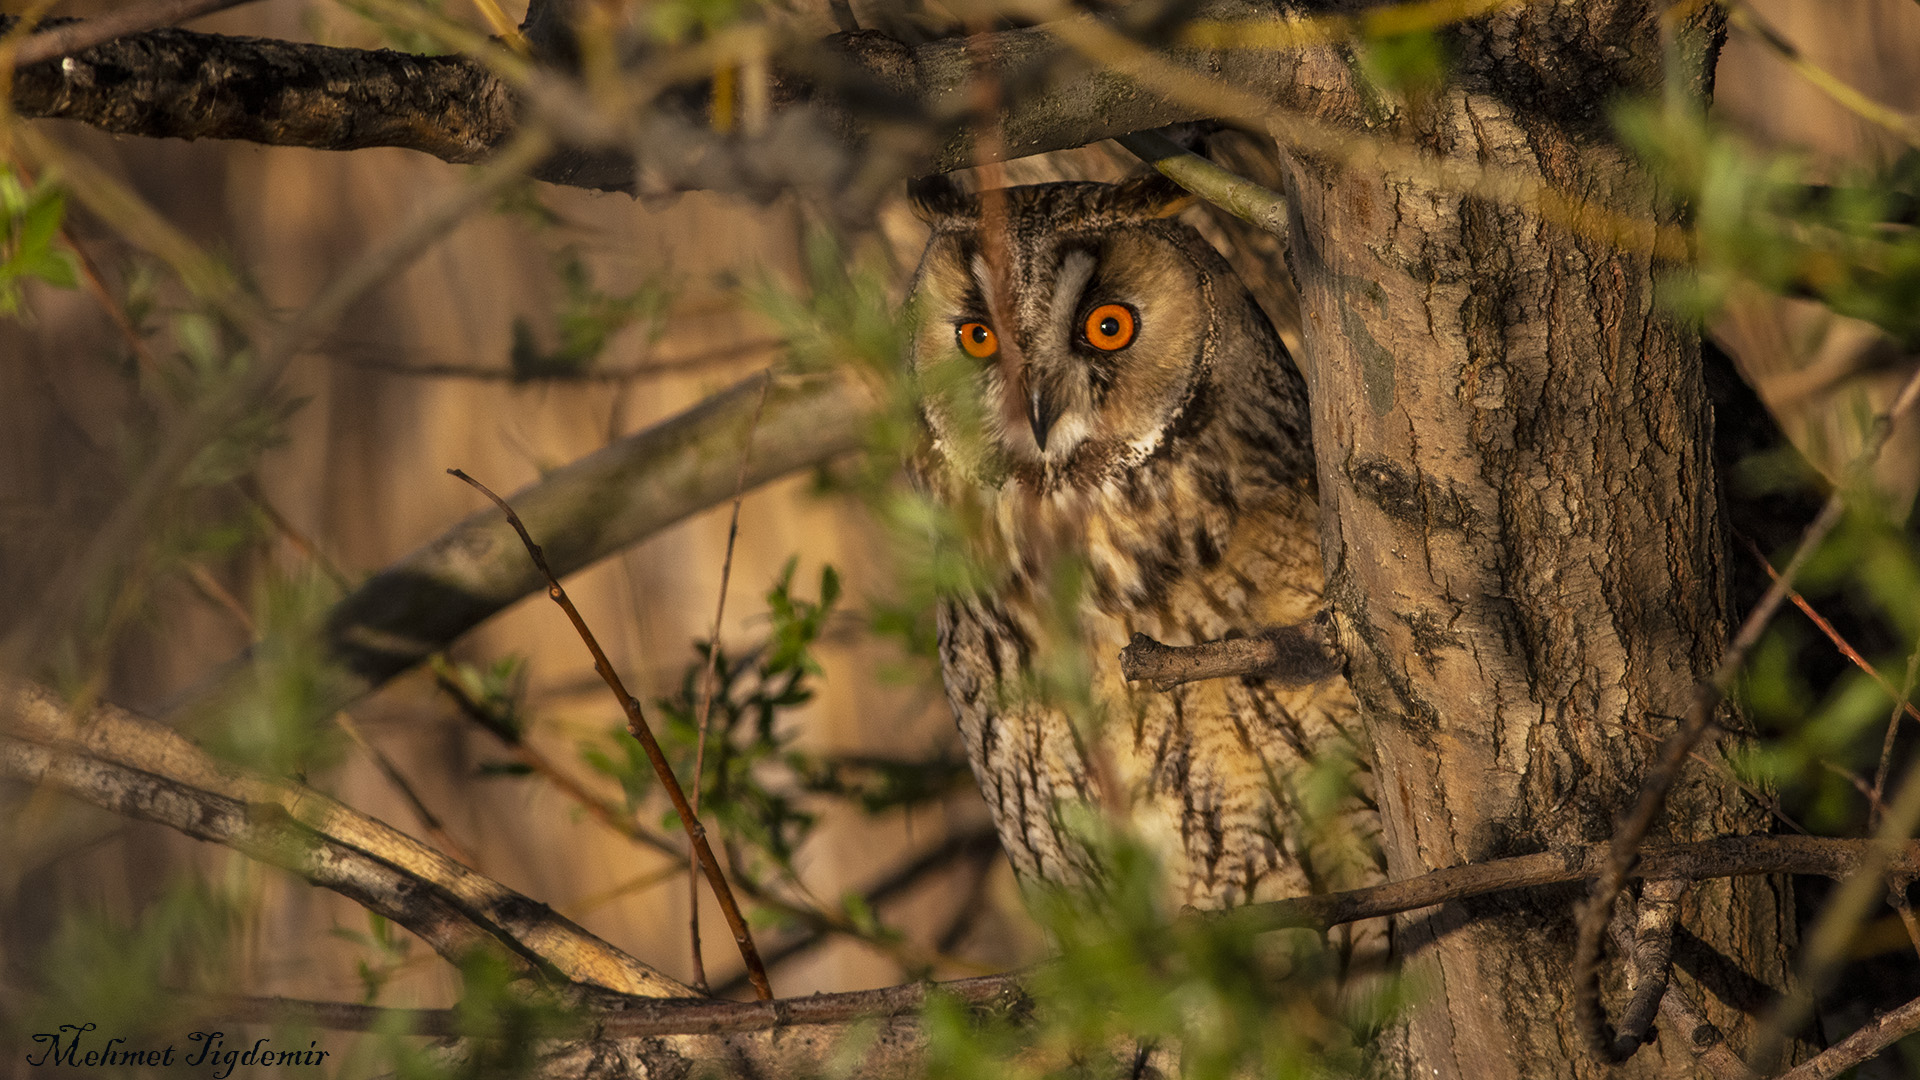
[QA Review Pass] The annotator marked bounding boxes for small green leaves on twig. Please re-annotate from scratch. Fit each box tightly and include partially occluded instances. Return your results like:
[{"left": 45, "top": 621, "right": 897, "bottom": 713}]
[{"left": 0, "top": 164, "right": 80, "bottom": 317}]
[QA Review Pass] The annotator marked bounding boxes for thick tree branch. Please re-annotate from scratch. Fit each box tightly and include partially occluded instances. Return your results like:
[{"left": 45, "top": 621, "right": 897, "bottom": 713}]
[
  {"left": 1606, "top": 909, "right": 1759, "bottom": 1080},
  {"left": 7, "top": 18, "right": 519, "bottom": 166},
  {"left": 8, "top": 2, "right": 1290, "bottom": 193},
  {"left": 1606, "top": 877, "right": 1687, "bottom": 1062},
  {"left": 1, "top": 682, "right": 688, "bottom": 999}
]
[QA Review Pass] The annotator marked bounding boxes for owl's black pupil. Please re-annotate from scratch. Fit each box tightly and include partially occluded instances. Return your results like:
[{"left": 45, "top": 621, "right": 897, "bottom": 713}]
[
  {"left": 969, "top": 326, "right": 988, "bottom": 343},
  {"left": 1098, "top": 316, "right": 1121, "bottom": 337}
]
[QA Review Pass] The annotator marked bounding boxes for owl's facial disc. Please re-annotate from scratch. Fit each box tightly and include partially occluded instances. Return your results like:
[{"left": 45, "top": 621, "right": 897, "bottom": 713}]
[{"left": 909, "top": 206, "right": 1212, "bottom": 486}]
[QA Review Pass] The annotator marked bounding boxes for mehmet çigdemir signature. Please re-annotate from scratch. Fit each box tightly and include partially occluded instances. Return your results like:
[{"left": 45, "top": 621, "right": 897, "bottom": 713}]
[{"left": 26, "top": 1023, "right": 331, "bottom": 1077}]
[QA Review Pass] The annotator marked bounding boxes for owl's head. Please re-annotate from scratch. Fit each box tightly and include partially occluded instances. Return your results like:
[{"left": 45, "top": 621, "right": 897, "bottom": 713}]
[{"left": 906, "top": 175, "right": 1264, "bottom": 489}]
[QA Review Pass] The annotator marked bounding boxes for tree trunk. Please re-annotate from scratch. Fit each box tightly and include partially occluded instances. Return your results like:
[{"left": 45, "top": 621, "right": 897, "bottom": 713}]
[{"left": 1274, "top": 4, "right": 1794, "bottom": 1076}]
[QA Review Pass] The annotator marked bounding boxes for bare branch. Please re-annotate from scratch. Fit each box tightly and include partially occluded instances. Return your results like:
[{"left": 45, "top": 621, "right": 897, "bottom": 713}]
[
  {"left": 1, "top": 682, "right": 688, "bottom": 999},
  {"left": 1604, "top": 910, "right": 1760, "bottom": 1080},
  {"left": 1598, "top": 877, "right": 1686, "bottom": 1063},
  {"left": 714, "top": 827, "right": 1003, "bottom": 996},
  {"left": 688, "top": 373, "right": 773, "bottom": 992},
  {"left": 1119, "top": 616, "right": 1341, "bottom": 691},
  {"left": 1219, "top": 835, "right": 1920, "bottom": 937},
  {"left": 12, "top": 697, "right": 1920, "bottom": 1077},
  {"left": 219, "top": 974, "right": 1027, "bottom": 1038}
]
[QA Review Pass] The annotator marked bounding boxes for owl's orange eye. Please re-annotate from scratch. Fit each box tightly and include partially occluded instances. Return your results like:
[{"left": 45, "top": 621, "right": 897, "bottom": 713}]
[
  {"left": 1084, "top": 304, "right": 1136, "bottom": 351},
  {"left": 957, "top": 322, "right": 998, "bottom": 359}
]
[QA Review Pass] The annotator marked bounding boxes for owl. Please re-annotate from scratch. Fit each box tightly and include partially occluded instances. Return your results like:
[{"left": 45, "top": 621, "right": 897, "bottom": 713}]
[{"left": 905, "top": 173, "right": 1383, "bottom": 922}]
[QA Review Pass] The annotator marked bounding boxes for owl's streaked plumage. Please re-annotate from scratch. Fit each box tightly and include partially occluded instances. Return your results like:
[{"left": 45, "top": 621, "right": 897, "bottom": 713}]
[{"left": 907, "top": 175, "right": 1382, "bottom": 918}]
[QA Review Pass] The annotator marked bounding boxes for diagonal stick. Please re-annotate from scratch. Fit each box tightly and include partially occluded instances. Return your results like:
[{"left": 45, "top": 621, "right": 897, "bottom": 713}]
[{"left": 449, "top": 468, "right": 773, "bottom": 1000}]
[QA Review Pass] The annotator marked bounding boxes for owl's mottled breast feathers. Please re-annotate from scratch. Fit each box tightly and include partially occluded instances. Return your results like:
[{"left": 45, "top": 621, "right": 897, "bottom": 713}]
[{"left": 907, "top": 176, "right": 1380, "bottom": 918}]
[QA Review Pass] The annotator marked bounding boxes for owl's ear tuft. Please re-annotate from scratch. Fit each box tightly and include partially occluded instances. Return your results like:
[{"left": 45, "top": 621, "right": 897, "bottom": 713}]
[
  {"left": 908, "top": 174, "right": 978, "bottom": 223},
  {"left": 1110, "top": 172, "right": 1195, "bottom": 219}
]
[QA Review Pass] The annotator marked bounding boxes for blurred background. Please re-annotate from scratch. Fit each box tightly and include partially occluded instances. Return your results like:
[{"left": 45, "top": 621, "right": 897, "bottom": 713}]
[{"left": 3, "top": 0, "right": 1920, "bottom": 1059}]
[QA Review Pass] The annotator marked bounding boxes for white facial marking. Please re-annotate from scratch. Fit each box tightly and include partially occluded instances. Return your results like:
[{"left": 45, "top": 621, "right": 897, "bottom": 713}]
[{"left": 1049, "top": 251, "right": 1097, "bottom": 341}]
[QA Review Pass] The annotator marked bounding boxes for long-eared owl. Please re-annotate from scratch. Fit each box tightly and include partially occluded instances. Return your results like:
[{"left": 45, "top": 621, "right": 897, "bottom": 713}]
[{"left": 906, "top": 173, "right": 1382, "bottom": 916}]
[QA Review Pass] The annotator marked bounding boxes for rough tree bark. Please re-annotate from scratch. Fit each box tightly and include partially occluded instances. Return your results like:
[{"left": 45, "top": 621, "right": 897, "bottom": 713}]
[{"left": 1271, "top": 5, "right": 1792, "bottom": 1077}]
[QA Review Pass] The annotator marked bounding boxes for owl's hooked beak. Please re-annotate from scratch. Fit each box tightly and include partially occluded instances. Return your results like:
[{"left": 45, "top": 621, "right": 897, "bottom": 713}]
[{"left": 1026, "top": 384, "right": 1063, "bottom": 452}]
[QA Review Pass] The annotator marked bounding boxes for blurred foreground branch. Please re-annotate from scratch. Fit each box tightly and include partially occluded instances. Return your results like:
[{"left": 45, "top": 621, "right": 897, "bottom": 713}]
[{"left": 179, "top": 372, "right": 865, "bottom": 726}]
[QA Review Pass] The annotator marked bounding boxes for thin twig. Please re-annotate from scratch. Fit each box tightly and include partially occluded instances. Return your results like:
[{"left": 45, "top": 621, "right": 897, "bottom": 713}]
[
  {"left": 1888, "top": 880, "right": 1920, "bottom": 966},
  {"left": 565, "top": 864, "right": 690, "bottom": 918},
  {"left": 432, "top": 660, "right": 688, "bottom": 861},
  {"left": 1746, "top": 537, "right": 1920, "bottom": 743},
  {"left": 1750, "top": 744, "right": 1920, "bottom": 1071},
  {"left": 332, "top": 337, "right": 783, "bottom": 382},
  {"left": 10, "top": 0, "right": 257, "bottom": 67},
  {"left": 1726, "top": 3, "right": 1920, "bottom": 148},
  {"left": 1216, "top": 834, "right": 1920, "bottom": 937},
  {"left": 1745, "top": 535, "right": 1920, "bottom": 827},
  {"left": 1874, "top": 647, "right": 1920, "bottom": 830},
  {"left": 686, "top": 370, "right": 772, "bottom": 993},
  {"left": 171, "top": 550, "right": 475, "bottom": 870},
  {"left": 448, "top": 469, "right": 773, "bottom": 1001},
  {"left": 725, "top": 846, "right": 999, "bottom": 984},
  {"left": 714, "top": 828, "right": 1003, "bottom": 996},
  {"left": 1575, "top": 361, "right": 1920, "bottom": 1065},
  {"left": 1773, "top": 992, "right": 1920, "bottom": 1080},
  {"left": 6, "top": 154, "right": 168, "bottom": 381},
  {"left": 1621, "top": 720, "right": 1808, "bottom": 835},
  {"left": 235, "top": 476, "right": 352, "bottom": 592},
  {"left": 1178, "top": 0, "right": 1530, "bottom": 51},
  {"left": 1820, "top": 759, "right": 1886, "bottom": 821},
  {"left": 333, "top": 710, "right": 481, "bottom": 869}
]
